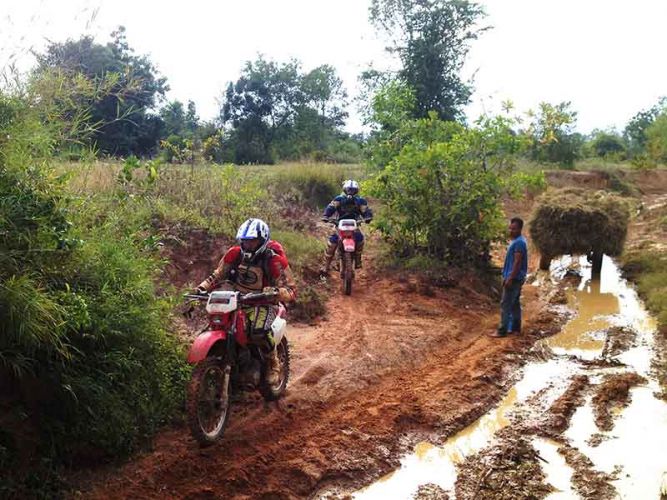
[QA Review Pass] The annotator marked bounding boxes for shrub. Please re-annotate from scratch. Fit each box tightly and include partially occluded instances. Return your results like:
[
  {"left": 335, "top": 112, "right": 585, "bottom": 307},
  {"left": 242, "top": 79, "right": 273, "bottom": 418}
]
[
  {"left": 588, "top": 131, "right": 627, "bottom": 159},
  {"left": 0, "top": 67, "right": 189, "bottom": 494},
  {"left": 367, "top": 113, "right": 526, "bottom": 263},
  {"left": 646, "top": 113, "right": 667, "bottom": 164}
]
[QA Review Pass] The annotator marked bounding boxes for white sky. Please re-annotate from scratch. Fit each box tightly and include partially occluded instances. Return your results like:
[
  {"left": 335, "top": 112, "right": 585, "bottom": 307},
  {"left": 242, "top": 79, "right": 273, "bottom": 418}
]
[{"left": 2, "top": 0, "right": 666, "bottom": 134}]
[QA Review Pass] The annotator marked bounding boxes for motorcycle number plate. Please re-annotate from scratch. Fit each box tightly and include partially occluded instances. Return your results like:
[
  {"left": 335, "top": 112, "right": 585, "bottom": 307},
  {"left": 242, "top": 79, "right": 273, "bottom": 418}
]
[
  {"left": 338, "top": 219, "right": 358, "bottom": 231},
  {"left": 207, "top": 291, "right": 239, "bottom": 314}
]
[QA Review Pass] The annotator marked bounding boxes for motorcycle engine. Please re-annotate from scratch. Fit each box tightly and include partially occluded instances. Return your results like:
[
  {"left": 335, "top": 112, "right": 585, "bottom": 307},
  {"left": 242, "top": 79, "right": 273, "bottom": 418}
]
[{"left": 237, "top": 354, "right": 261, "bottom": 389}]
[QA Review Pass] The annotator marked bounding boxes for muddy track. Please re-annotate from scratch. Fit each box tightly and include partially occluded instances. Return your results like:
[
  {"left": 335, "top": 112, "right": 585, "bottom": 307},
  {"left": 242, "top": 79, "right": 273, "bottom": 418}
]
[{"left": 72, "top": 243, "right": 555, "bottom": 499}]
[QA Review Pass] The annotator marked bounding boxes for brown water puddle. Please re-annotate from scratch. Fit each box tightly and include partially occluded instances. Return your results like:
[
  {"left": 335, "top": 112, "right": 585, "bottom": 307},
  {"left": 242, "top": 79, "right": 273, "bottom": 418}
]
[
  {"left": 546, "top": 279, "right": 618, "bottom": 357},
  {"left": 341, "top": 256, "right": 667, "bottom": 499}
]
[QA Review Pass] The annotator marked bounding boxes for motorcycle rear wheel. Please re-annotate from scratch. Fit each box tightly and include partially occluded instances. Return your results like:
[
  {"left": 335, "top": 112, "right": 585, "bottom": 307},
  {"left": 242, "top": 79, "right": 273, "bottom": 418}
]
[{"left": 187, "top": 358, "right": 231, "bottom": 446}]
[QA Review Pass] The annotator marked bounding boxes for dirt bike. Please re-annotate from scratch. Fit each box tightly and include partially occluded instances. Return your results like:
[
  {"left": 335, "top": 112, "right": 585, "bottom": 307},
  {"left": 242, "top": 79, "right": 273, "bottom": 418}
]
[
  {"left": 182, "top": 289, "right": 290, "bottom": 445},
  {"left": 325, "top": 217, "right": 365, "bottom": 296}
]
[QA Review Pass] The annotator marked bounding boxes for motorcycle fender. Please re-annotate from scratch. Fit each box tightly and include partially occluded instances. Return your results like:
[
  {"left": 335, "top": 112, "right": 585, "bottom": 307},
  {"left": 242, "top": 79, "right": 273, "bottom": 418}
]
[
  {"left": 187, "top": 330, "right": 227, "bottom": 364},
  {"left": 342, "top": 237, "right": 356, "bottom": 253},
  {"left": 270, "top": 316, "right": 287, "bottom": 345}
]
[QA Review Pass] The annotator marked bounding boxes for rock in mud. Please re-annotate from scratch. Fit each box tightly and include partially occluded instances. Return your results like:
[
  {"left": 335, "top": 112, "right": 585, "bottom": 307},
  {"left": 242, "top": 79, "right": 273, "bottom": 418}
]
[{"left": 592, "top": 372, "right": 646, "bottom": 432}]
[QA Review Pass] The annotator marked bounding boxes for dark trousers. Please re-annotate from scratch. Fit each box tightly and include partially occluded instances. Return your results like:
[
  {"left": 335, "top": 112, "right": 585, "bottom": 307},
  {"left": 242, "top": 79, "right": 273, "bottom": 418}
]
[{"left": 498, "top": 280, "right": 524, "bottom": 334}]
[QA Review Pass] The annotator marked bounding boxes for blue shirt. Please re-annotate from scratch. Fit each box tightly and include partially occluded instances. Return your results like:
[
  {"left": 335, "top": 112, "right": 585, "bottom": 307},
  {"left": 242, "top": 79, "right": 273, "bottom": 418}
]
[
  {"left": 502, "top": 235, "right": 528, "bottom": 281},
  {"left": 323, "top": 194, "right": 372, "bottom": 220}
]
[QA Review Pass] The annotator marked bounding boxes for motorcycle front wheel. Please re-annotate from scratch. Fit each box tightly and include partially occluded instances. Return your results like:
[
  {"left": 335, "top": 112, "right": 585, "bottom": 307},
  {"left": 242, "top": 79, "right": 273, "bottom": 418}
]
[
  {"left": 343, "top": 252, "right": 353, "bottom": 295},
  {"left": 187, "top": 358, "right": 231, "bottom": 446},
  {"left": 260, "top": 337, "right": 290, "bottom": 401}
]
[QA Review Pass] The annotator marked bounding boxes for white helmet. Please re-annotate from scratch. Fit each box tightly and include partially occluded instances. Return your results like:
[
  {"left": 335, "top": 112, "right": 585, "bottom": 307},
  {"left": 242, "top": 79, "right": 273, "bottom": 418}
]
[
  {"left": 236, "top": 218, "right": 270, "bottom": 262},
  {"left": 342, "top": 179, "right": 359, "bottom": 196}
]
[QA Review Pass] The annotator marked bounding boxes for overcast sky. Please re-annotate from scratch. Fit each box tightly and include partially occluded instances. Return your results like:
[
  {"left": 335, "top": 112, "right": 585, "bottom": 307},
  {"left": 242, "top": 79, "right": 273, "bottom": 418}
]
[{"left": 2, "top": 0, "right": 666, "bottom": 134}]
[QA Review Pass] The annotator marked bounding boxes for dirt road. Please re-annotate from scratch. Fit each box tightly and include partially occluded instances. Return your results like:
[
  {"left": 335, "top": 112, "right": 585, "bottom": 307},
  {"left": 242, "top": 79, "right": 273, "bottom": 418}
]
[
  {"left": 76, "top": 169, "right": 667, "bottom": 499},
  {"left": 74, "top": 243, "right": 558, "bottom": 499}
]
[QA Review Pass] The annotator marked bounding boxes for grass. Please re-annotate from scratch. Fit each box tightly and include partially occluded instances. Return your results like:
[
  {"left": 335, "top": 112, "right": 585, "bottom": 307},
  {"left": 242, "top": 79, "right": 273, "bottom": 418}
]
[
  {"left": 60, "top": 160, "right": 338, "bottom": 325},
  {"left": 622, "top": 249, "right": 667, "bottom": 332},
  {"left": 622, "top": 248, "right": 667, "bottom": 399}
]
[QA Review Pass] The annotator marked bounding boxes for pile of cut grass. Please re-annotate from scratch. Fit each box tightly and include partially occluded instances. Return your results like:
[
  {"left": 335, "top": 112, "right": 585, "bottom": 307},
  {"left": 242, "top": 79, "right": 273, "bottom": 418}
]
[{"left": 529, "top": 188, "right": 630, "bottom": 266}]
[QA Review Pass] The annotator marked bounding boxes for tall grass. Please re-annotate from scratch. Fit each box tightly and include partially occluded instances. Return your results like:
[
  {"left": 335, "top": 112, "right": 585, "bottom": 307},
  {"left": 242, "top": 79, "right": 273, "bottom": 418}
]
[{"left": 0, "top": 70, "right": 190, "bottom": 496}]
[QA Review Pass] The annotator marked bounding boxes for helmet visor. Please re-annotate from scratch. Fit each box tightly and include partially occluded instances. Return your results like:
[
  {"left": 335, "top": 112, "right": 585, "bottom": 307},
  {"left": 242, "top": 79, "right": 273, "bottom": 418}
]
[{"left": 240, "top": 238, "right": 261, "bottom": 252}]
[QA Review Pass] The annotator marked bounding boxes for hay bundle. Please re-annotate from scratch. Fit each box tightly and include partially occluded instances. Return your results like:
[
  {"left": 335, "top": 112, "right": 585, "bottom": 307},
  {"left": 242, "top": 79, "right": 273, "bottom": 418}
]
[{"left": 529, "top": 188, "right": 630, "bottom": 270}]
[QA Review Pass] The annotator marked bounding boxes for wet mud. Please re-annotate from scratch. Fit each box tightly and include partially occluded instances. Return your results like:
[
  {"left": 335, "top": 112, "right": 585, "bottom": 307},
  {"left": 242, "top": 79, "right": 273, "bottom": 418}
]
[
  {"left": 348, "top": 255, "right": 667, "bottom": 499},
  {"left": 592, "top": 372, "right": 646, "bottom": 432}
]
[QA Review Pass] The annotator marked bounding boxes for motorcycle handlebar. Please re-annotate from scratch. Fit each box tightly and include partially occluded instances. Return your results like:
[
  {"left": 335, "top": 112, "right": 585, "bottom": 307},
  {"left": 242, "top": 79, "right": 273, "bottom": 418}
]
[
  {"left": 323, "top": 217, "right": 364, "bottom": 225},
  {"left": 183, "top": 290, "right": 279, "bottom": 303}
]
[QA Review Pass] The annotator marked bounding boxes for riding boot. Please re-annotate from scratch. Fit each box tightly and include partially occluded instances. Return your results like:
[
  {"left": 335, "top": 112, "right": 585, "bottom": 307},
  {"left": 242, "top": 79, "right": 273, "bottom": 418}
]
[
  {"left": 354, "top": 240, "right": 364, "bottom": 269},
  {"left": 266, "top": 347, "right": 281, "bottom": 386},
  {"left": 320, "top": 242, "right": 337, "bottom": 275}
]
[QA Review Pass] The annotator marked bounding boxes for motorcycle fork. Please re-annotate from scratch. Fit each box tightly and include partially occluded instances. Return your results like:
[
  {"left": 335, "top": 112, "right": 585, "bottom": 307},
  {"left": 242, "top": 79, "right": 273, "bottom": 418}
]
[{"left": 223, "top": 310, "right": 237, "bottom": 392}]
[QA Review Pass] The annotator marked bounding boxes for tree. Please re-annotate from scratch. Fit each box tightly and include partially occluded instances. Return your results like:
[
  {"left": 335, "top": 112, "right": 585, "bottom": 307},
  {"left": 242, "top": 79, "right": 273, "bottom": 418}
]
[
  {"left": 588, "top": 130, "right": 626, "bottom": 159},
  {"left": 301, "top": 65, "right": 348, "bottom": 128},
  {"left": 221, "top": 57, "right": 351, "bottom": 163},
  {"left": 646, "top": 112, "right": 667, "bottom": 164},
  {"left": 369, "top": 0, "right": 487, "bottom": 121},
  {"left": 185, "top": 100, "right": 199, "bottom": 136},
  {"left": 160, "top": 100, "right": 186, "bottom": 137},
  {"left": 221, "top": 57, "right": 303, "bottom": 163},
  {"left": 624, "top": 97, "right": 666, "bottom": 157},
  {"left": 526, "top": 102, "right": 582, "bottom": 167},
  {"left": 36, "top": 27, "right": 168, "bottom": 156}
]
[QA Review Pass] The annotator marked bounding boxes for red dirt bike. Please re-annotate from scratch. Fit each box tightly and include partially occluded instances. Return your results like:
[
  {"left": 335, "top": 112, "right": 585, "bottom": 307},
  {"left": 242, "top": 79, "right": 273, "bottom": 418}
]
[
  {"left": 183, "top": 289, "right": 290, "bottom": 445},
  {"left": 325, "top": 217, "right": 364, "bottom": 296}
]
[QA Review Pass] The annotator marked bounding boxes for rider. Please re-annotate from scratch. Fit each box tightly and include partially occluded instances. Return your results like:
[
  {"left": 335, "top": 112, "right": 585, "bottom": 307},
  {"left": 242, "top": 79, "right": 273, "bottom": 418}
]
[
  {"left": 320, "top": 179, "right": 373, "bottom": 275},
  {"left": 196, "top": 218, "right": 296, "bottom": 385}
]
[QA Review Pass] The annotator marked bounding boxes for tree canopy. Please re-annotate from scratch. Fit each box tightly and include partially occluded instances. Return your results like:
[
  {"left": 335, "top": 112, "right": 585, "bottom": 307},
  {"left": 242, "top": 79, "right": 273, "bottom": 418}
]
[
  {"left": 369, "top": 0, "right": 487, "bottom": 122},
  {"left": 220, "top": 56, "right": 353, "bottom": 163},
  {"left": 36, "top": 27, "right": 168, "bottom": 156}
]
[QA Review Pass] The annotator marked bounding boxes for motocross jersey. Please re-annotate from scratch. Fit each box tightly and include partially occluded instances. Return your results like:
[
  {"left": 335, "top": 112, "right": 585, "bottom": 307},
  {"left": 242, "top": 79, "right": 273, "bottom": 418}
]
[
  {"left": 198, "top": 241, "right": 297, "bottom": 302},
  {"left": 323, "top": 194, "right": 372, "bottom": 221}
]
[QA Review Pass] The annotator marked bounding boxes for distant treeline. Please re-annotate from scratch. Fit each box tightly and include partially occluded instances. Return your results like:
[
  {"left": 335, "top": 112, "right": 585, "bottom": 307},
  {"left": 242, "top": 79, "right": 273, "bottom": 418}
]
[{"left": 32, "top": 23, "right": 667, "bottom": 168}]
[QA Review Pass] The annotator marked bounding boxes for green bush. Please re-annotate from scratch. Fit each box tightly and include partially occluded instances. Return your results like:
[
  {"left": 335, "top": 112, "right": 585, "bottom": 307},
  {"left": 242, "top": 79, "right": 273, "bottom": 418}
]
[
  {"left": 588, "top": 130, "right": 627, "bottom": 159},
  {"left": 646, "top": 113, "right": 667, "bottom": 164},
  {"left": 367, "top": 113, "right": 526, "bottom": 263}
]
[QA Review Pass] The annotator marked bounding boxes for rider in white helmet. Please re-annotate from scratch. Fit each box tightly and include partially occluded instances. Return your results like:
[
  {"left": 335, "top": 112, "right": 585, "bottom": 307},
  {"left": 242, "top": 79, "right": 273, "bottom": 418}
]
[
  {"left": 197, "top": 218, "right": 296, "bottom": 384},
  {"left": 320, "top": 179, "right": 373, "bottom": 275}
]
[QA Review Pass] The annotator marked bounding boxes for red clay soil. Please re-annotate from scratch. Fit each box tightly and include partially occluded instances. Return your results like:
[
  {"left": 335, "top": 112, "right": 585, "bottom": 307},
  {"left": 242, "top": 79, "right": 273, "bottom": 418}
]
[{"left": 70, "top": 247, "right": 558, "bottom": 499}]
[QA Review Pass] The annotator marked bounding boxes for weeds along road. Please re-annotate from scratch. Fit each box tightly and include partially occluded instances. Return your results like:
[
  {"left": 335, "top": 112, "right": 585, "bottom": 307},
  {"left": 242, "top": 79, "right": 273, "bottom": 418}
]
[{"left": 75, "top": 235, "right": 559, "bottom": 499}]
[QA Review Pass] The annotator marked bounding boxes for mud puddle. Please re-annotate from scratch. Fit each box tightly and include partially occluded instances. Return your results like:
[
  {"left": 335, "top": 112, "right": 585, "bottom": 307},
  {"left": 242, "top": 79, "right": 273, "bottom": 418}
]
[{"left": 334, "top": 256, "right": 667, "bottom": 499}]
